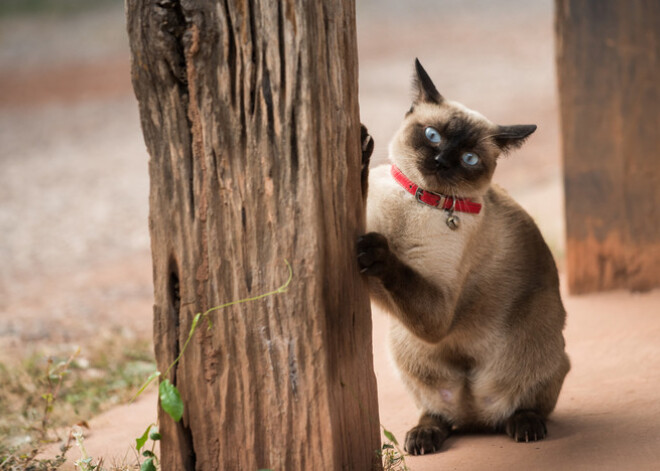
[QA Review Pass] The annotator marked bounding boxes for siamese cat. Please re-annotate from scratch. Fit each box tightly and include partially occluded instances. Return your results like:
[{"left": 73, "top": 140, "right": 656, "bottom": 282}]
[{"left": 358, "top": 59, "right": 570, "bottom": 455}]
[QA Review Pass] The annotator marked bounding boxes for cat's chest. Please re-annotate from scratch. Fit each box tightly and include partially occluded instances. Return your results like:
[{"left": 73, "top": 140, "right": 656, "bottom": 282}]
[
  {"left": 393, "top": 201, "right": 476, "bottom": 282},
  {"left": 367, "top": 167, "right": 481, "bottom": 284}
]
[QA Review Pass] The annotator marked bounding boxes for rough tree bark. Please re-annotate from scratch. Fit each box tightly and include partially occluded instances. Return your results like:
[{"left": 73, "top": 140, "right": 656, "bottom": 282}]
[
  {"left": 126, "top": 1, "right": 381, "bottom": 469},
  {"left": 556, "top": 0, "right": 660, "bottom": 294}
]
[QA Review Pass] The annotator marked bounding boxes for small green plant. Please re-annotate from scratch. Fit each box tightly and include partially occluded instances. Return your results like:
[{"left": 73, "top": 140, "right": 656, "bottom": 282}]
[
  {"left": 135, "top": 424, "right": 160, "bottom": 471},
  {"left": 1, "top": 334, "right": 156, "bottom": 471},
  {"left": 379, "top": 426, "right": 409, "bottom": 471},
  {"left": 39, "top": 348, "right": 81, "bottom": 440},
  {"left": 0, "top": 350, "right": 79, "bottom": 471},
  {"left": 69, "top": 421, "right": 158, "bottom": 471},
  {"left": 71, "top": 425, "right": 101, "bottom": 471},
  {"left": 0, "top": 446, "right": 69, "bottom": 471}
]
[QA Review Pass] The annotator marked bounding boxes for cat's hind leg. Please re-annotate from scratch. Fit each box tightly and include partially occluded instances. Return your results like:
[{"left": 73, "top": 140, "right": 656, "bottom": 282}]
[
  {"left": 505, "top": 352, "right": 570, "bottom": 442},
  {"left": 404, "top": 412, "right": 452, "bottom": 455}
]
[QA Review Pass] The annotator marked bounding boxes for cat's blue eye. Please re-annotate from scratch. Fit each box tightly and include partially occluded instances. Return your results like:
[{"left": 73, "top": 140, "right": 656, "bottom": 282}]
[
  {"left": 462, "top": 152, "right": 479, "bottom": 166},
  {"left": 424, "top": 127, "right": 441, "bottom": 144}
]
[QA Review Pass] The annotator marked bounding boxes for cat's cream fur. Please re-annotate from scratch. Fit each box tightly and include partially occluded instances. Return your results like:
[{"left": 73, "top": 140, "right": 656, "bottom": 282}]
[{"left": 359, "top": 60, "right": 569, "bottom": 455}]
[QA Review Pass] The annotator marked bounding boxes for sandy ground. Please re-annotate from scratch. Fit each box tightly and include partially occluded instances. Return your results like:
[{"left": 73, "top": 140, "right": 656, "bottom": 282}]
[{"left": 2, "top": 1, "right": 659, "bottom": 469}]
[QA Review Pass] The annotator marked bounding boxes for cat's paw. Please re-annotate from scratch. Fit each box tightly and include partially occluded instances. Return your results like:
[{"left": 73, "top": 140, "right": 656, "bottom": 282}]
[
  {"left": 360, "top": 124, "right": 374, "bottom": 166},
  {"left": 357, "top": 232, "right": 390, "bottom": 276},
  {"left": 360, "top": 124, "right": 374, "bottom": 198},
  {"left": 404, "top": 424, "right": 448, "bottom": 456},
  {"left": 505, "top": 410, "right": 547, "bottom": 443}
]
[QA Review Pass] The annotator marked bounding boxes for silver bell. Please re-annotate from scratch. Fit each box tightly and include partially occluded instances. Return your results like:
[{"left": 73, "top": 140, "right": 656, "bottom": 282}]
[{"left": 446, "top": 214, "right": 460, "bottom": 230}]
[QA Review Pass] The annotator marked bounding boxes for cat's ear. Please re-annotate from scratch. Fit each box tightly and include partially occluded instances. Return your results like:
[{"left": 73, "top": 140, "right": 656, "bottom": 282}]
[
  {"left": 412, "top": 58, "right": 443, "bottom": 105},
  {"left": 493, "top": 124, "right": 537, "bottom": 153}
]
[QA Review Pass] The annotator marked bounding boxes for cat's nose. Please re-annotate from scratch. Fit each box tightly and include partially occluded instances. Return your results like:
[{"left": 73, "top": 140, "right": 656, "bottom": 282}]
[{"left": 434, "top": 154, "right": 451, "bottom": 169}]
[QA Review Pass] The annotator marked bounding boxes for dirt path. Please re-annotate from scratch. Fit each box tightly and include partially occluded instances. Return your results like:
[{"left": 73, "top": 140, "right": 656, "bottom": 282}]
[{"left": 40, "top": 391, "right": 159, "bottom": 470}]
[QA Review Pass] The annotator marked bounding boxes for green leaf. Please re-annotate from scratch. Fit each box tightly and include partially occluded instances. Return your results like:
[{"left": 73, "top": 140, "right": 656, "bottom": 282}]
[
  {"left": 142, "top": 450, "right": 155, "bottom": 458},
  {"left": 159, "top": 379, "right": 183, "bottom": 422},
  {"left": 382, "top": 443, "right": 394, "bottom": 449},
  {"left": 136, "top": 423, "right": 153, "bottom": 453},
  {"left": 149, "top": 431, "right": 162, "bottom": 441},
  {"left": 140, "top": 457, "right": 157, "bottom": 471},
  {"left": 383, "top": 428, "right": 398, "bottom": 445}
]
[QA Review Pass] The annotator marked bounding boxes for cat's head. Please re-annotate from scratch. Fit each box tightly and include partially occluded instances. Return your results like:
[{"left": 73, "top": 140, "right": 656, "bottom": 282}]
[{"left": 389, "top": 59, "right": 536, "bottom": 198}]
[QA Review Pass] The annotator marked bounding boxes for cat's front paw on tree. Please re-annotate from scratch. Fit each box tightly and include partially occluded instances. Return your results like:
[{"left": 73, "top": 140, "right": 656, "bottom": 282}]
[
  {"left": 360, "top": 123, "right": 374, "bottom": 167},
  {"left": 360, "top": 124, "right": 374, "bottom": 198},
  {"left": 357, "top": 232, "right": 392, "bottom": 277}
]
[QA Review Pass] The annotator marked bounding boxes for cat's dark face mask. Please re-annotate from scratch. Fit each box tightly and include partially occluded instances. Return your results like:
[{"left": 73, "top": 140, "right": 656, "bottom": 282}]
[{"left": 411, "top": 116, "right": 497, "bottom": 191}]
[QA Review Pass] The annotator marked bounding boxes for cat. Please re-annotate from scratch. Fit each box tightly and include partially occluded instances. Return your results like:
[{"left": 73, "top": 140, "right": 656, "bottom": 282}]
[{"left": 358, "top": 59, "right": 570, "bottom": 455}]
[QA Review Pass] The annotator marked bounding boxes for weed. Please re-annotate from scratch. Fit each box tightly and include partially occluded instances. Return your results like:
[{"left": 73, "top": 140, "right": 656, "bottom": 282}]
[
  {"left": 134, "top": 424, "right": 159, "bottom": 471},
  {"left": 0, "top": 445, "right": 69, "bottom": 471},
  {"left": 0, "top": 336, "right": 155, "bottom": 469},
  {"left": 379, "top": 426, "right": 409, "bottom": 471},
  {"left": 39, "top": 348, "right": 81, "bottom": 440},
  {"left": 71, "top": 425, "right": 98, "bottom": 471}
]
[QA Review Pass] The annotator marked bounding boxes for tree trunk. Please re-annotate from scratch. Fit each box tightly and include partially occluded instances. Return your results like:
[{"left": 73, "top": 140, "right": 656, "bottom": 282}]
[
  {"left": 555, "top": 0, "right": 660, "bottom": 294},
  {"left": 126, "top": 1, "right": 381, "bottom": 469}
]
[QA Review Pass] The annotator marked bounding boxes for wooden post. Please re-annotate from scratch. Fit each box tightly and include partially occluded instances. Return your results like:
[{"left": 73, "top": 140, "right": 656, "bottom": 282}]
[
  {"left": 555, "top": 0, "right": 660, "bottom": 294},
  {"left": 126, "top": 1, "right": 381, "bottom": 469}
]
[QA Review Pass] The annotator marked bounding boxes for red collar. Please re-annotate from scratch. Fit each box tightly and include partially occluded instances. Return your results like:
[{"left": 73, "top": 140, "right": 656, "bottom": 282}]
[{"left": 390, "top": 165, "right": 482, "bottom": 214}]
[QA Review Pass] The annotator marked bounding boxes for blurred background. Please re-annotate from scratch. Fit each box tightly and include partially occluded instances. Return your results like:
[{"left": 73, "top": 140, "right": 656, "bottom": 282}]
[
  {"left": 0, "top": 0, "right": 562, "bottom": 338},
  {"left": 357, "top": 0, "right": 562, "bottom": 254},
  {"left": 0, "top": 0, "right": 563, "bottom": 459}
]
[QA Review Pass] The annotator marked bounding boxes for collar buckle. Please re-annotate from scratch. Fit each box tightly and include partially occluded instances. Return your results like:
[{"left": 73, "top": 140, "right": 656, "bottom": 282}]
[{"left": 415, "top": 187, "right": 445, "bottom": 208}]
